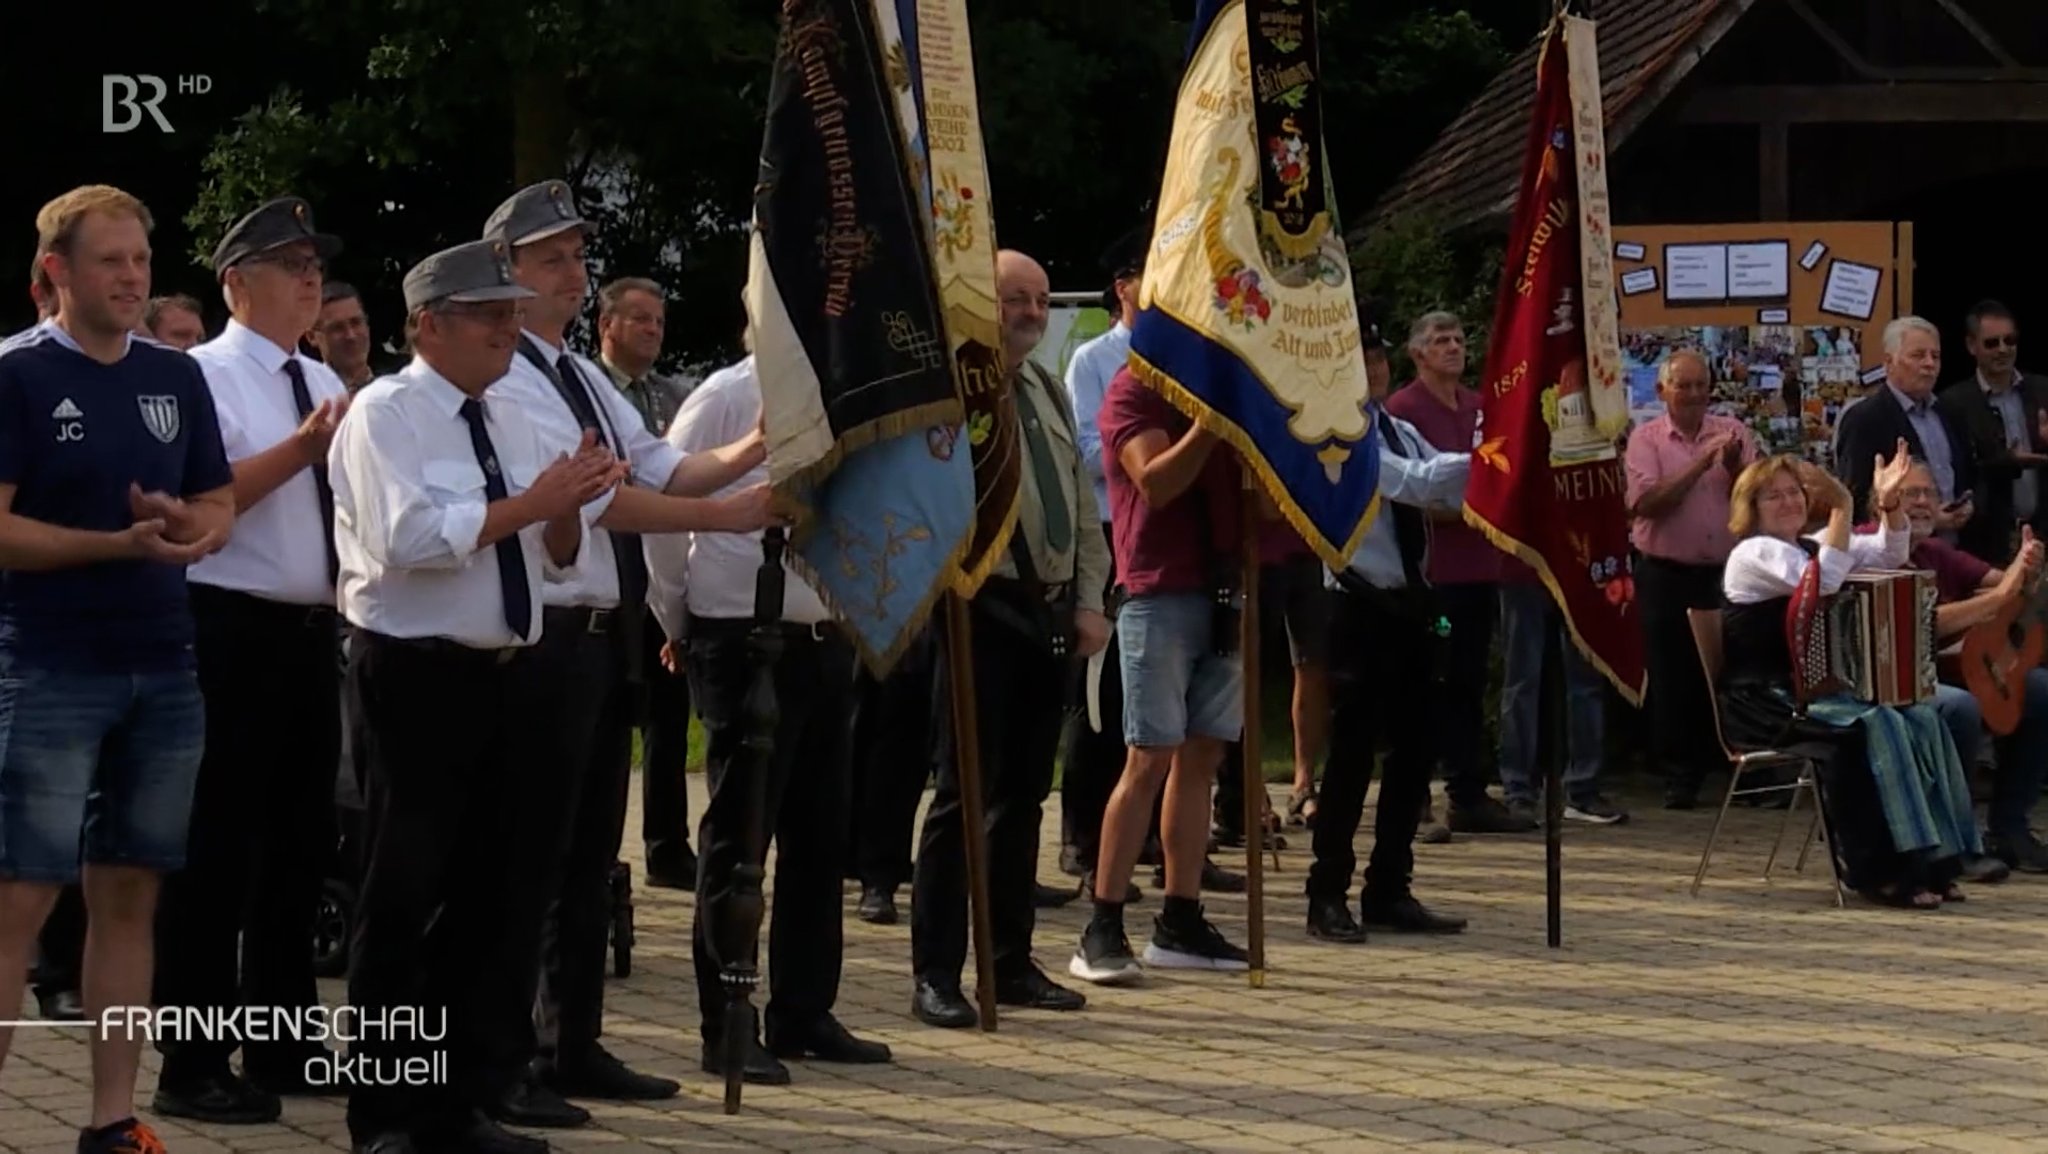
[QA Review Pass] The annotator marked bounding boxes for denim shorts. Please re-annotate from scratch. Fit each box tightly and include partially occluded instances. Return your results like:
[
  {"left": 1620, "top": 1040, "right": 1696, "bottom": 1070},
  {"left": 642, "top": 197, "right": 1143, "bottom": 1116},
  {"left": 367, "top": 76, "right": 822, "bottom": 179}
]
[
  {"left": 1118, "top": 591, "right": 1243, "bottom": 749},
  {"left": 0, "top": 653, "right": 205, "bottom": 883}
]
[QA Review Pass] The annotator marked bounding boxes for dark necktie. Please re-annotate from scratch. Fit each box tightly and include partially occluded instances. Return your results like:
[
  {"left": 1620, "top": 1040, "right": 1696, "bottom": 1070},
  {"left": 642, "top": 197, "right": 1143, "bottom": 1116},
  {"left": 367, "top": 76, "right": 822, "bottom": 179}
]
[
  {"left": 1016, "top": 378, "right": 1072, "bottom": 554},
  {"left": 283, "top": 359, "right": 339, "bottom": 585},
  {"left": 1377, "top": 409, "right": 1429, "bottom": 589},
  {"left": 457, "top": 398, "right": 534, "bottom": 643},
  {"left": 544, "top": 347, "right": 649, "bottom": 677}
]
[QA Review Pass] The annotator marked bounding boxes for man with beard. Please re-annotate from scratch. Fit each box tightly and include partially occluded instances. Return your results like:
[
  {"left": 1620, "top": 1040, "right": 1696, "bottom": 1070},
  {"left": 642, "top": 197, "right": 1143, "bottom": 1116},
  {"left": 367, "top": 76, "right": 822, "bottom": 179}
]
[
  {"left": 911, "top": 249, "right": 1103, "bottom": 1026},
  {"left": 1891, "top": 460, "right": 2048, "bottom": 872},
  {"left": 0, "top": 185, "right": 233, "bottom": 1154},
  {"left": 152, "top": 197, "right": 352, "bottom": 1125}
]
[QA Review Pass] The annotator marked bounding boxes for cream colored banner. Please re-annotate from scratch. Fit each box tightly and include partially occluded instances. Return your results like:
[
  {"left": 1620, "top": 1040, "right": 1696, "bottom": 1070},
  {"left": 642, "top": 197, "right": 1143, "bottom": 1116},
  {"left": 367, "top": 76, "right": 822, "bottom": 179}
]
[
  {"left": 1143, "top": 0, "right": 1370, "bottom": 474},
  {"left": 913, "top": 0, "right": 1001, "bottom": 354},
  {"left": 1564, "top": 13, "right": 1627, "bottom": 454}
]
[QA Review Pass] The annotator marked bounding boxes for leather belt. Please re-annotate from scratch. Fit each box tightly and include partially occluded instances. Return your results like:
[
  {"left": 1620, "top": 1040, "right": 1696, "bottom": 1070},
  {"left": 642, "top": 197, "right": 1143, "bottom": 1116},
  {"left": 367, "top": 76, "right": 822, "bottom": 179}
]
[{"left": 546, "top": 606, "right": 615, "bottom": 635}]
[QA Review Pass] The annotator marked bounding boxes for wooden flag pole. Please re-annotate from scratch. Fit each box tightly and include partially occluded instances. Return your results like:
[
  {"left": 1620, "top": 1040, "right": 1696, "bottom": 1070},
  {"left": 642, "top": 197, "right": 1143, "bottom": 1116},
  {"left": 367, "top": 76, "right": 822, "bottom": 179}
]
[
  {"left": 1239, "top": 468, "right": 1267, "bottom": 987},
  {"left": 1541, "top": 623, "right": 1566, "bottom": 948},
  {"left": 942, "top": 591, "right": 1002, "bottom": 1028}
]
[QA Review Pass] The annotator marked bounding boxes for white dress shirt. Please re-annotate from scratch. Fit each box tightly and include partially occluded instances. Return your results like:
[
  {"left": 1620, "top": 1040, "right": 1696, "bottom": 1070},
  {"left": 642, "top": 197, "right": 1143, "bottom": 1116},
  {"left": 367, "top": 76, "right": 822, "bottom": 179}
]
[
  {"left": 329, "top": 358, "right": 584, "bottom": 648},
  {"left": 645, "top": 356, "right": 828, "bottom": 637},
  {"left": 186, "top": 320, "right": 350, "bottom": 606},
  {"left": 495, "top": 329, "right": 684, "bottom": 609},
  {"left": 1327, "top": 407, "right": 1472, "bottom": 591},
  {"left": 1722, "top": 523, "right": 1908, "bottom": 604}
]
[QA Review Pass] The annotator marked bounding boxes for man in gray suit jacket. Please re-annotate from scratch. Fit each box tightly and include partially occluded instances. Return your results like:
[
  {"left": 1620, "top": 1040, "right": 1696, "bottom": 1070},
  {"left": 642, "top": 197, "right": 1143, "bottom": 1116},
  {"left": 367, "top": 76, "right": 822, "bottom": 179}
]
[{"left": 597, "top": 276, "right": 699, "bottom": 889}]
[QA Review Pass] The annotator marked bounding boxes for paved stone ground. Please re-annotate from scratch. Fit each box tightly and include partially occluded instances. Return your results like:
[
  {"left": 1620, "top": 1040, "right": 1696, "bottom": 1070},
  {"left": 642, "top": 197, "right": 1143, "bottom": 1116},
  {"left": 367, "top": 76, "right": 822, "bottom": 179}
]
[{"left": 6, "top": 776, "right": 2048, "bottom": 1154}]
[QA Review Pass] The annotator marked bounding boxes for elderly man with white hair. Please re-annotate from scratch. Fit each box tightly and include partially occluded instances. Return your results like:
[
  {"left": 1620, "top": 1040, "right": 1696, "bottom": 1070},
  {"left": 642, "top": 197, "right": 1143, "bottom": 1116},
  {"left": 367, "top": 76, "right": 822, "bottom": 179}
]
[{"left": 1832, "top": 316, "right": 1978, "bottom": 542}]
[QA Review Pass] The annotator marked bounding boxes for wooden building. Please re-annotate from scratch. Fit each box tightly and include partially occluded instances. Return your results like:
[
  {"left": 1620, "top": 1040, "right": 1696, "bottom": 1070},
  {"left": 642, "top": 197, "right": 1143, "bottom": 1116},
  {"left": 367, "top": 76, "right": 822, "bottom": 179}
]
[{"left": 1371, "top": 0, "right": 2048, "bottom": 369}]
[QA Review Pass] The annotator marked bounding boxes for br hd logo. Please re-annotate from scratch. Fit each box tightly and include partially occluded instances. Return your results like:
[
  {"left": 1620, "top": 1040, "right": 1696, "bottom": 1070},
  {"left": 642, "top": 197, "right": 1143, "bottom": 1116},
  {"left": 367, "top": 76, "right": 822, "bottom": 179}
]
[{"left": 102, "top": 74, "right": 211, "bottom": 133}]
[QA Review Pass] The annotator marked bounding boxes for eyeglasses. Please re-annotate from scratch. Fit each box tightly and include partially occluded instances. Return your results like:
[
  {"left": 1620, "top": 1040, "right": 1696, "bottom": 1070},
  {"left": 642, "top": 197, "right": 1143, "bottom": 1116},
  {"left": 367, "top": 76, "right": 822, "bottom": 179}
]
[
  {"left": 249, "top": 252, "right": 325, "bottom": 277},
  {"left": 1899, "top": 486, "right": 1940, "bottom": 500},
  {"left": 1981, "top": 335, "right": 2019, "bottom": 349}
]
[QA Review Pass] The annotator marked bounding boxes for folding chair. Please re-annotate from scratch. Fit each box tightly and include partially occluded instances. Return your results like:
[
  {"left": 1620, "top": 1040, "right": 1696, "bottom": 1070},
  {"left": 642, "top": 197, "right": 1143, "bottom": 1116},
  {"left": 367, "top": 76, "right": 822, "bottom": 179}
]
[{"left": 1686, "top": 608, "right": 1847, "bottom": 906}]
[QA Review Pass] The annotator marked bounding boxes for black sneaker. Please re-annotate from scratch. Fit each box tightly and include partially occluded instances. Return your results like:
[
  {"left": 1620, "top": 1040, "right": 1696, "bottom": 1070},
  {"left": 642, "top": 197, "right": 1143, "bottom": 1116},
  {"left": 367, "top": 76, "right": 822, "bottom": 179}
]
[
  {"left": 1142, "top": 909, "right": 1249, "bottom": 973},
  {"left": 1989, "top": 832, "right": 2048, "bottom": 874},
  {"left": 1069, "top": 918, "right": 1143, "bottom": 986},
  {"left": 1565, "top": 795, "right": 1629, "bottom": 825}
]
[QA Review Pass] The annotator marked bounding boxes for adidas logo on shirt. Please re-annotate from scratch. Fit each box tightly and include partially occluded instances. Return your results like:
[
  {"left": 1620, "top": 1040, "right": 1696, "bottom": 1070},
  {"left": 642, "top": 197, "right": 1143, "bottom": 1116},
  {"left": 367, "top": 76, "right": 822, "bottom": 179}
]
[{"left": 51, "top": 398, "right": 82, "bottom": 420}]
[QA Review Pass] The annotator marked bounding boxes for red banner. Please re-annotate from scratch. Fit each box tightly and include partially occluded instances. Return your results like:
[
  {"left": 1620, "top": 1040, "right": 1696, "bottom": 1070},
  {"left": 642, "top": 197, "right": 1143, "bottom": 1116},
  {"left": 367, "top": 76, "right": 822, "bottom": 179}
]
[{"left": 1463, "top": 16, "right": 1645, "bottom": 703}]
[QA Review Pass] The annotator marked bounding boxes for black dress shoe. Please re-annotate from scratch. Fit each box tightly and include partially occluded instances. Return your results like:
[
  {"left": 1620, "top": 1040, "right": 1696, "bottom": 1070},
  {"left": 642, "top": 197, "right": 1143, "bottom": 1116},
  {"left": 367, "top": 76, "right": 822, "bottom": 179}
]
[
  {"left": 1361, "top": 895, "right": 1467, "bottom": 934},
  {"left": 857, "top": 885, "right": 898, "bottom": 924},
  {"left": 645, "top": 845, "right": 697, "bottom": 890},
  {"left": 700, "top": 1037, "right": 791, "bottom": 1085},
  {"left": 36, "top": 988, "right": 83, "bottom": 1021},
  {"left": 352, "top": 1133, "right": 417, "bottom": 1154},
  {"left": 1155, "top": 859, "right": 1247, "bottom": 894},
  {"left": 446, "top": 1110, "right": 549, "bottom": 1154},
  {"left": 766, "top": 1014, "right": 893, "bottom": 1064},
  {"left": 152, "top": 1070, "right": 282, "bottom": 1125},
  {"left": 912, "top": 979, "right": 978, "bottom": 1028},
  {"left": 1032, "top": 881, "right": 1076, "bottom": 909},
  {"left": 1989, "top": 833, "right": 2048, "bottom": 874},
  {"left": 489, "top": 1074, "right": 590, "bottom": 1128},
  {"left": 1960, "top": 853, "right": 2012, "bottom": 884},
  {"left": 1058, "top": 844, "right": 1086, "bottom": 878},
  {"left": 993, "top": 967, "right": 1085, "bottom": 1012},
  {"left": 1306, "top": 899, "right": 1366, "bottom": 943},
  {"left": 550, "top": 1044, "right": 679, "bottom": 1101}
]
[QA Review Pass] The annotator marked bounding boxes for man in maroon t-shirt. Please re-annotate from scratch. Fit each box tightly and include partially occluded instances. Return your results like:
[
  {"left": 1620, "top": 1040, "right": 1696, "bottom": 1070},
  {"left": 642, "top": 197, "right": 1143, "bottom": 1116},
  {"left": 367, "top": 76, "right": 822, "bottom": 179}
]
[
  {"left": 1896, "top": 461, "right": 2048, "bottom": 870},
  {"left": 1070, "top": 367, "right": 1249, "bottom": 984}
]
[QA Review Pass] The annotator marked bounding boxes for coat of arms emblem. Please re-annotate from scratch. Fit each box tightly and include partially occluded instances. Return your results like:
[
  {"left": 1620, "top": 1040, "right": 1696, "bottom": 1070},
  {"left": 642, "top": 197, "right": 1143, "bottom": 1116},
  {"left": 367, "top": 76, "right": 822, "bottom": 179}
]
[{"left": 136, "top": 396, "right": 180, "bottom": 444}]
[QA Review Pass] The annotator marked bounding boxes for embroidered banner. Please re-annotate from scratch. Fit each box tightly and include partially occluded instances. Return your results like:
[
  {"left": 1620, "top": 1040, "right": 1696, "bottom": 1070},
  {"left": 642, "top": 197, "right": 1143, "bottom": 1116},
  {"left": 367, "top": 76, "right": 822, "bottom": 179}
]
[
  {"left": 747, "top": 0, "right": 974, "bottom": 674},
  {"left": 1129, "top": 0, "right": 1379, "bottom": 571},
  {"left": 1462, "top": 13, "right": 1645, "bottom": 702}
]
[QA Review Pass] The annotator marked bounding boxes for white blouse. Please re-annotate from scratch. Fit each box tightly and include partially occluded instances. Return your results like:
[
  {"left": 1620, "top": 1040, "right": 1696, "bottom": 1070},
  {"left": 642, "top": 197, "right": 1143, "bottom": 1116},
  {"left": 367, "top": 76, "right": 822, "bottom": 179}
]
[{"left": 1722, "top": 522, "right": 1909, "bottom": 605}]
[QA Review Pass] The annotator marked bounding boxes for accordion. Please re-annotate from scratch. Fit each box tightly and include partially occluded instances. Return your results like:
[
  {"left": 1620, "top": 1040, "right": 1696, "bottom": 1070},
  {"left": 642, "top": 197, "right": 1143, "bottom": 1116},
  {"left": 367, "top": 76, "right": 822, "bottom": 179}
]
[{"left": 1789, "top": 569, "right": 1937, "bottom": 706}]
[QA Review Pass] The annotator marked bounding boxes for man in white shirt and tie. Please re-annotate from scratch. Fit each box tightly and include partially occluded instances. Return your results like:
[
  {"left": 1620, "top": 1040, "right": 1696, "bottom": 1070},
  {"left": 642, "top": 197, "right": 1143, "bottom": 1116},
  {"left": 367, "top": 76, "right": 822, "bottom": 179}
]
[
  {"left": 1305, "top": 324, "right": 1475, "bottom": 946},
  {"left": 153, "top": 196, "right": 351, "bottom": 1127},
  {"left": 479, "top": 180, "right": 774, "bottom": 1125},
  {"left": 331, "top": 238, "right": 620, "bottom": 1154},
  {"left": 646, "top": 352, "right": 891, "bottom": 1087}
]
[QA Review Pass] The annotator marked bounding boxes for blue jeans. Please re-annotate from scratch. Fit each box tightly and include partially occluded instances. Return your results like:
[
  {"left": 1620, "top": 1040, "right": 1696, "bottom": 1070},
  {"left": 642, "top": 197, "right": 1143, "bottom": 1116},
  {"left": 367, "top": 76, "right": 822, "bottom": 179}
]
[
  {"left": 1991, "top": 669, "right": 2048, "bottom": 843},
  {"left": 1931, "top": 683, "right": 1983, "bottom": 793},
  {"left": 1497, "top": 583, "right": 1603, "bottom": 803},
  {"left": 0, "top": 654, "right": 205, "bottom": 882},
  {"left": 1118, "top": 591, "right": 1243, "bottom": 749}
]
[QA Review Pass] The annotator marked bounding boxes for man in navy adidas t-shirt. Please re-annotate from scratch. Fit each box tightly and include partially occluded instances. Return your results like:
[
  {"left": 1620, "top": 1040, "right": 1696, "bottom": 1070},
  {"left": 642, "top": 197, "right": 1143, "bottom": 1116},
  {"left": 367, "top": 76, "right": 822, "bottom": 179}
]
[{"left": 0, "top": 185, "right": 233, "bottom": 1154}]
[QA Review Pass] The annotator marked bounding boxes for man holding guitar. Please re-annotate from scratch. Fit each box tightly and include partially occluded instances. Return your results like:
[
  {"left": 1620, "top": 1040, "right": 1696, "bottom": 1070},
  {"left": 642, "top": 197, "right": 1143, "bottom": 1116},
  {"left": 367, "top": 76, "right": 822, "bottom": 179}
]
[{"left": 1896, "top": 461, "right": 2048, "bottom": 872}]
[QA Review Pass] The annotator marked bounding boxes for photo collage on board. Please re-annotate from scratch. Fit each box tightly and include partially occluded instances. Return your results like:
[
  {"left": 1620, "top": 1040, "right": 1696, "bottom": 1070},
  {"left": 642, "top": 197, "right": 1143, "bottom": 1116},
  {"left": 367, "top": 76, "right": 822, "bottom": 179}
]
[{"left": 1621, "top": 325, "right": 1869, "bottom": 468}]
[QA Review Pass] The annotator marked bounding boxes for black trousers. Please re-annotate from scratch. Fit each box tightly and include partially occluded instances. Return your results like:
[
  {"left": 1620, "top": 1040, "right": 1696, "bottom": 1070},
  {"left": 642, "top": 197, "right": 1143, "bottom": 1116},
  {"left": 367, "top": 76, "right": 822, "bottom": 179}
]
[
  {"left": 1636, "top": 554, "right": 1725, "bottom": 786},
  {"left": 1060, "top": 523, "right": 1123, "bottom": 867},
  {"left": 848, "top": 631, "right": 936, "bottom": 891},
  {"left": 911, "top": 605, "right": 1066, "bottom": 985},
  {"left": 1434, "top": 583, "right": 1497, "bottom": 808},
  {"left": 533, "top": 608, "right": 636, "bottom": 1070},
  {"left": 686, "top": 617, "right": 855, "bottom": 1041},
  {"left": 344, "top": 632, "right": 561, "bottom": 1143},
  {"left": 155, "top": 585, "right": 339, "bottom": 1081},
  {"left": 1308, "top": 588, "right": 1436, "bottom": 904},
  {"left": 638, "top": 608, "right": 693, "bottom": 862}
]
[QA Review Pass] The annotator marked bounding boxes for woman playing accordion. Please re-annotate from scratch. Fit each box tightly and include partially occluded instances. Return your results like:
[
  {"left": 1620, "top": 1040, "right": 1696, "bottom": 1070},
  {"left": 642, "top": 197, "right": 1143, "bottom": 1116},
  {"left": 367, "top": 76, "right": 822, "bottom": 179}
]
[{"left": 1717, "top": 443, "right": 1979, "bottom": 909}]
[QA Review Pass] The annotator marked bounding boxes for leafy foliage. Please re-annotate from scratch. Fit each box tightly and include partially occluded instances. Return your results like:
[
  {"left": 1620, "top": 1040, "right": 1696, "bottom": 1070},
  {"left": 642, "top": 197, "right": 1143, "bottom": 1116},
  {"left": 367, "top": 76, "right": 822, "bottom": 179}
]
[
  {"left": 176, "top": 1, "right": 1529, "bottom": 370},
  {"left": 1351, "top": 212, "right": 1504, "bottom": 383}
]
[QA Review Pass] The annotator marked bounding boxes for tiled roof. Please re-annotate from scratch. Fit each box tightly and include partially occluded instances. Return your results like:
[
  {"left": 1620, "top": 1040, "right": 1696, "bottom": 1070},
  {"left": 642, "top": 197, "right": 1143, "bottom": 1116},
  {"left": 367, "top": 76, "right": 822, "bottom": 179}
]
[{"left": 1364, "top": 0, "right": 1754, "bottom": 232}]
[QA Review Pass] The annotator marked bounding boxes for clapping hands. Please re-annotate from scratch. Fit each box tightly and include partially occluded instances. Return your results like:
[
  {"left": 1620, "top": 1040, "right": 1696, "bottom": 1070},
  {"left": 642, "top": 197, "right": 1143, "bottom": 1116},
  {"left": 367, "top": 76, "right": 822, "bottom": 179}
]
[{"left": 1869, "top": 437, "right": 1913, "bottom": 510}]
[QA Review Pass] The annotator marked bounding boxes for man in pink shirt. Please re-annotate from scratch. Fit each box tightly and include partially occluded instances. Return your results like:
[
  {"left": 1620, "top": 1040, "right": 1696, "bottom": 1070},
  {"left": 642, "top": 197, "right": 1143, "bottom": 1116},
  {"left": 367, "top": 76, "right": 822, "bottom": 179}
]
[{"left": 1623, "top": 349, "right": 1757, "bottom": 808}]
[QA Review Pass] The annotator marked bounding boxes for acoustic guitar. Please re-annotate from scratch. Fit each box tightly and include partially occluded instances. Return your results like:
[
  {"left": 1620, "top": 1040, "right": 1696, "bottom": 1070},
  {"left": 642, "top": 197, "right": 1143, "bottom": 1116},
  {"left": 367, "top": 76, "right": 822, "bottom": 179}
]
[{"left": 1959, "top": 570, "right": 2048, "bottom": 736}]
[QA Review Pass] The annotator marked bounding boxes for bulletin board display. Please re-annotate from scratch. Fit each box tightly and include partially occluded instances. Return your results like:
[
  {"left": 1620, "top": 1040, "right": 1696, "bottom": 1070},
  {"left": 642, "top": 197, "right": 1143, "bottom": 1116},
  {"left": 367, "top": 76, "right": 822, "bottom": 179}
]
[{"left": 1609, "top": 222, "right": 1913, "bottom": 468}]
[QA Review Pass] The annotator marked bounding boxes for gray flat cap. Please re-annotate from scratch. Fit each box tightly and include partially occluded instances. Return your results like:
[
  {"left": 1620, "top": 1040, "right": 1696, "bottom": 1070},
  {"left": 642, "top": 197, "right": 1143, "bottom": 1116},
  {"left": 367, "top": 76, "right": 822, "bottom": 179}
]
[
  {"left": 211, "top": 196, "right": 342, "bottom": 273},
  {"left": 483, "top": 180, "right": 588, "bottom": 247},
  {"left": 402, "top": 238, "right": 537, "bottom": 311}
]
